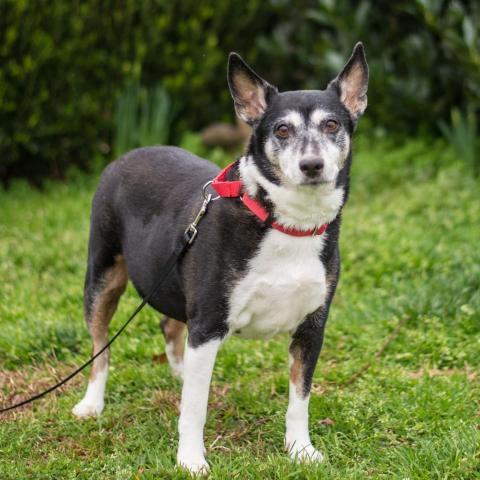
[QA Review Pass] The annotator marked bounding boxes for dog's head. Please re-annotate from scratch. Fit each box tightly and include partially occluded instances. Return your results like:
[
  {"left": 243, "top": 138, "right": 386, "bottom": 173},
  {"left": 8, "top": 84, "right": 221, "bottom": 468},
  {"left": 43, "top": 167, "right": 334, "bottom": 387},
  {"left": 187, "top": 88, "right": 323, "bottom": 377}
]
[{"left": 228, "top": 43, "right": 368, "bottom": 188}]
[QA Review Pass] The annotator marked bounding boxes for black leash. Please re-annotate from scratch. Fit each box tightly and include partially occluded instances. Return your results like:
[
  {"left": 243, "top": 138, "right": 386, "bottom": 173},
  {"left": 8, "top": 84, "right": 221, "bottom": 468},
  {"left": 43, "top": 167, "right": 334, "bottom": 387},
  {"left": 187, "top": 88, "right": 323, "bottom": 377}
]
[{"left": 0, "top": 190, "right": 213, "bottom": 415}]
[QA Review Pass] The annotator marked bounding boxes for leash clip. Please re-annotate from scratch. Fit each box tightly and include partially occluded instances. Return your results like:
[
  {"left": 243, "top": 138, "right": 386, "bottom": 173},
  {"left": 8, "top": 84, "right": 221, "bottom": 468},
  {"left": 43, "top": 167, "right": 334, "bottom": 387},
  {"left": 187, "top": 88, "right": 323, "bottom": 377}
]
[
  {"left": 202, "top": 180, "right": 221, "bottom": 201},
  {"left": 185, "top": 191, "right": 212, "bottom": 245}
]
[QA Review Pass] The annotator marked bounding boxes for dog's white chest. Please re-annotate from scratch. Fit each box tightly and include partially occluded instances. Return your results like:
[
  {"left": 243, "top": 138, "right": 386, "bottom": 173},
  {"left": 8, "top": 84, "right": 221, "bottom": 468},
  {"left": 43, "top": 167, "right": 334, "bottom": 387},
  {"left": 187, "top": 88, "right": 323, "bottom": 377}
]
[{"left": 227, "top": 231, "right": 327, "bottom": 339}]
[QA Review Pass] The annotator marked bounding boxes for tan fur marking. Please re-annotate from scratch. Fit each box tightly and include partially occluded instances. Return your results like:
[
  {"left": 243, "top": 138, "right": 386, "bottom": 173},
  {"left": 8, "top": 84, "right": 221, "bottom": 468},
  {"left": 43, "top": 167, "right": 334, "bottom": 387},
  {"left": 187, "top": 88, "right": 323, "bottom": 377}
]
[
  {"left": 163, "top": 317, "right": 186, "bottom": 363},
  {"left": 290, "top": 346, "right": 304, "bottom": 397},
  {"left": 235, "top": 72, "right": 267, "bottom": 120},
  {"left": 340, "top": 63, "right": 367, "bottom": 116},
  {"left": 88, "top": 255, "right": 128, "bottom": 381}
]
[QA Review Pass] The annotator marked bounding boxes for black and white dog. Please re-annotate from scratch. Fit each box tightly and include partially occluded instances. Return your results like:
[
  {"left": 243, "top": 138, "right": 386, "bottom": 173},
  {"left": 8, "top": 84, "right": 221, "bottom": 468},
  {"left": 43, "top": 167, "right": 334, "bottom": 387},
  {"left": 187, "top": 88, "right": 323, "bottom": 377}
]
[{"left": 72, "top": 43, "right": 368, "bottom": 474}]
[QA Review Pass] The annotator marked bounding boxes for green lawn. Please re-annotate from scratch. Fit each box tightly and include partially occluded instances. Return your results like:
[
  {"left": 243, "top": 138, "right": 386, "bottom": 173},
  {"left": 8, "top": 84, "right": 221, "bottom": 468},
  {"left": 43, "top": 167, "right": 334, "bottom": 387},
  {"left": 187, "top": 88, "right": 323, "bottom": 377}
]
[{"left": 1, "top": 138, "right": 479, "bottom": 479}]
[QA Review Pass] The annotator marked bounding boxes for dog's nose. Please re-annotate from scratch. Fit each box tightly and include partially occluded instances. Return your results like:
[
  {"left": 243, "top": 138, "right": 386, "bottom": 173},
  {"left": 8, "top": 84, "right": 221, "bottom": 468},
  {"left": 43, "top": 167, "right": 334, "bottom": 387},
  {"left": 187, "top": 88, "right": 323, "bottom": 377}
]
[{"left": 299, "top": 157, "right": 324, "bottom": 178}]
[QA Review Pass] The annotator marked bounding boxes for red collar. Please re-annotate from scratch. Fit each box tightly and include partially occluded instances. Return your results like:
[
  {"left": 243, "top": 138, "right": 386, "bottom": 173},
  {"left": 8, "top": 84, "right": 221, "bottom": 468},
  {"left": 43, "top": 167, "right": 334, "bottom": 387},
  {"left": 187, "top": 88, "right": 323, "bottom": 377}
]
[{"left": 211, "top": 163, "right": 328, "bottom": 237}]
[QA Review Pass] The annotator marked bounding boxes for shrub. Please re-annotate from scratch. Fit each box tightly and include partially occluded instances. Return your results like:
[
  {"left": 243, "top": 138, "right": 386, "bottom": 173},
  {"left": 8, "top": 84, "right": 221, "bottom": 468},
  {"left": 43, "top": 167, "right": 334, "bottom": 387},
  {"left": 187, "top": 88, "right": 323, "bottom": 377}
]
[
  {"left": 0, "top": 1, "right": 135, "bottom": 182},
  {"left": 0, "top": 0, "right": 273, "bottom": 184}
]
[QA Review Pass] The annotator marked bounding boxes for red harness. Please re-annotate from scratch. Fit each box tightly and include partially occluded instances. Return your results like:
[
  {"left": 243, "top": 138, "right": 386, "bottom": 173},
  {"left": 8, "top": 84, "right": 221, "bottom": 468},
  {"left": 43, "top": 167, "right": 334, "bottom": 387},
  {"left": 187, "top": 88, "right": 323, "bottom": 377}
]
[{"left": 211, "top": 163, "right": 328, "bottom": 237}]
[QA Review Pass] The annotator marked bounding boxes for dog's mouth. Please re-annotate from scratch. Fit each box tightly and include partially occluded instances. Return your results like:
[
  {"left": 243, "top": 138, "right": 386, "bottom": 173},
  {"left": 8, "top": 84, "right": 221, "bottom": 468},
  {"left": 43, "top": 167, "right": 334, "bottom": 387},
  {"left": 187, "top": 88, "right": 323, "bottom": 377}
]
[
  {"left": 300, "top": 178, "right": 333, "bottom": 187},
  {"left": 274, "top": 165, "right": 337, "bottom": 189}
]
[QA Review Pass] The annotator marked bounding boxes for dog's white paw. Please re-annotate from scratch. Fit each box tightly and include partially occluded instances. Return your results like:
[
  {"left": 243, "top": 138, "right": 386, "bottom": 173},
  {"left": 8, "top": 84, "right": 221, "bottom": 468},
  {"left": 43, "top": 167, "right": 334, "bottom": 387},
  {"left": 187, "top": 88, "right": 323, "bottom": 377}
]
[
  {"left": 287, "top": 442, "right": 324, "bottom": 463},
  {"left": 177, "top": 453, "right": 210, "bottom": 476},
  {"left": 72, "top": 400, "right": 104, "bottom": 418}
]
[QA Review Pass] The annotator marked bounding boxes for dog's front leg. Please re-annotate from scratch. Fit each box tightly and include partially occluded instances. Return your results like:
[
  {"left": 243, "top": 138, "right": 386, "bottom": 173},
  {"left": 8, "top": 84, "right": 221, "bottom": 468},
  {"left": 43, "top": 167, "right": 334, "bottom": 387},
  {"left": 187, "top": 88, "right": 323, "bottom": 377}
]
[
  {"left": 177, "top": 334, "right": 223, "bottom": 474},
  {"left": 286, "top": 311, "right": 327, "bottom": 463}
]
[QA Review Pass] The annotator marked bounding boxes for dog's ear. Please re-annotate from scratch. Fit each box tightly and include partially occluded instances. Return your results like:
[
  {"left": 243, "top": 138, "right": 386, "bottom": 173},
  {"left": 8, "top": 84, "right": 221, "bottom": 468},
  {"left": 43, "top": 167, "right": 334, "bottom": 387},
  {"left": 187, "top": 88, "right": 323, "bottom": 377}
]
[
  {"left": 228, "top": 53, "right": 277, "bottom": 125},
  {"left": 329, "top": 42, "right": 369, "bottom": 121}
]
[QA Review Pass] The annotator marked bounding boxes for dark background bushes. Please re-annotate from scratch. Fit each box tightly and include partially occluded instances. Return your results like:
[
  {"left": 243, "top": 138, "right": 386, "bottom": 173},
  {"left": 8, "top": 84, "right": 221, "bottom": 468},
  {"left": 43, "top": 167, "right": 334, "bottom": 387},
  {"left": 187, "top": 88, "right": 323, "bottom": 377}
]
[{"left": 0, "top": 0, "right": 478, "bottom": 183}]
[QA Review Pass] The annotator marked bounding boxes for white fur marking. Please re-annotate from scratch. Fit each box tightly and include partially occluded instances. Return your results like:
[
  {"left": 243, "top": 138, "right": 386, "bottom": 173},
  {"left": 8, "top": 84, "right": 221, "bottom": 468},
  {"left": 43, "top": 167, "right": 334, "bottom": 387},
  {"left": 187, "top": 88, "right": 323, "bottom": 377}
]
[
  {"left": 228, "top": 230, "right": 327, "bottom": 339},
  {"left": 72, "top": 366, "right": 108, "bottom": 418},
  {"left": 166, "top": 342, "right": 184, "bottom": 379},
  {"left": 264, "top": 140, "right": 278, "bottom": 169},
  {"left": 310, "top": 109, "right": 331, "bottom": 126},
  {"left": 285, "top": 380, "right": 323, "bottom": 462},
  {"left": 278, "top": 142, "right": 308, "bottom": 186},
  {"left": 318, "top": 140, "right": 342, "bottom": 183},
  {"left": 177, "top": 339, "right": 222, "bottom": 474},
  {"left": 283, "top": 110, "right": 304, "bottom": 129}
]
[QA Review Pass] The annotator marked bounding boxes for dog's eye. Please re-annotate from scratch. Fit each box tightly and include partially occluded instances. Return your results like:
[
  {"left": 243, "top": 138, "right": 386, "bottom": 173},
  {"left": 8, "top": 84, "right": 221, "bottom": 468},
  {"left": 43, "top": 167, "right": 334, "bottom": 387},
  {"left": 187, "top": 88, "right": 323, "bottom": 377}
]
[
  {"left": 275, "top": 124, "right": 290, "bottom": 139},
  {"left": 324, "top": 120, "right": 339, "bottom": 133}
]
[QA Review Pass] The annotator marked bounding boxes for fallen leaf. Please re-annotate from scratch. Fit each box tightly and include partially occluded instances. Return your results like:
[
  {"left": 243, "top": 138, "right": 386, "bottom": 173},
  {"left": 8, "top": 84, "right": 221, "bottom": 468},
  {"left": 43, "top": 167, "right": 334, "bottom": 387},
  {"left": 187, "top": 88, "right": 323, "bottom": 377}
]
[
  {"left": 319, "top": 417, "right": 335, "bottom": 426},
  {"left": 152, "top": 352, "right": 168, "bottom": 364}
]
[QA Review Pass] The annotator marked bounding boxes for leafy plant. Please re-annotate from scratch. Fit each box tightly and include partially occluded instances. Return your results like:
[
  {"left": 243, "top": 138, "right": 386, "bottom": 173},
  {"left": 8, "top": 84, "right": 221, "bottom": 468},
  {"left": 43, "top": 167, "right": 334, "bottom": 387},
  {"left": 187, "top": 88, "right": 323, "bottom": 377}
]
[
  {"left": 439, "top": 108, "right": 479, "bottom": 176},
  {"left": 113, "top": 83, "right": 171, "bottom": 158}
]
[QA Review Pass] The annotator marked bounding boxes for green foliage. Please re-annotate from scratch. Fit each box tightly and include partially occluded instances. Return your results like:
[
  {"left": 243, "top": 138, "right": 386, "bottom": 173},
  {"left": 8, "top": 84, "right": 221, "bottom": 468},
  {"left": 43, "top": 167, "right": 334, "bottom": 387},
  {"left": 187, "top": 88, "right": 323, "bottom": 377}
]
[
  {"left": 113, "top": 83, "right": 171, "bottom": 158},
  {"left": 439, "top": 108, "right": 479, "bottom": 176},
  {"left": 1, "top": 1, "right": 479, "bottom": 182},
  {"left": 0, "top": 1, "right": 132, "bottom": 182},
  {"left": 0, "top": 140, "right": 479, "bottom": 477},
  {"left": 0, "top": 0, "right": 273, "bottom": 183},
  {"left": 255, "top": 0, "right": 480, "bottom": 137}
]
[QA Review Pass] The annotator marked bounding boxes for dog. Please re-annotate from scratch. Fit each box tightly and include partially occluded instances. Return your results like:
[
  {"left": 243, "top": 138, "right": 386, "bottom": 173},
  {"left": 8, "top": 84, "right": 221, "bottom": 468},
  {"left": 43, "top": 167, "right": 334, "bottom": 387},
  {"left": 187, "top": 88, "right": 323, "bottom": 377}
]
[{"left": 72, "top": 43, "right": 368, "bottom": 474}]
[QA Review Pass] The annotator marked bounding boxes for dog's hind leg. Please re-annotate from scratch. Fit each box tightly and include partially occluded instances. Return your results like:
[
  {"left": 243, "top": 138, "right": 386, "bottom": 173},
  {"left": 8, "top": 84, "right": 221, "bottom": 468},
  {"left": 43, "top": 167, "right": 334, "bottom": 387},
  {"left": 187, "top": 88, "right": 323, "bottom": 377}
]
[
  {"left": 160, "top": 317, "right": 186, "bottom": 379},
  {"left": 72, "top": 253, "right": 128, "bottom": 418}
]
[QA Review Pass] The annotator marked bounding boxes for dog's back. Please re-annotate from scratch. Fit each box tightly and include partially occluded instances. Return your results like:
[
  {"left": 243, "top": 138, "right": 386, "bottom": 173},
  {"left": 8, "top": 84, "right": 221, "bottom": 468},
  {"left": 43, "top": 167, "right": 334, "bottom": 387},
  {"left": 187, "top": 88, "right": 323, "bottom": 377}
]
[{"left": 93, "top": 146, "right": 219, "bottom": 229}]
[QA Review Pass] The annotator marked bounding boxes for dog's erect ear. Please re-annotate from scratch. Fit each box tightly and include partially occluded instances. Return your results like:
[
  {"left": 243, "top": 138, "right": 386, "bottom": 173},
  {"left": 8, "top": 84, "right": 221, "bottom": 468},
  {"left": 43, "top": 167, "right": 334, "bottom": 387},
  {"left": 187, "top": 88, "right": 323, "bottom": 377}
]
[
  {"left": 329, "top": 42, "right": 369, "bottom": 121},
  {"left": 228, "top": 53, "right": 277, "bottom": 125}
]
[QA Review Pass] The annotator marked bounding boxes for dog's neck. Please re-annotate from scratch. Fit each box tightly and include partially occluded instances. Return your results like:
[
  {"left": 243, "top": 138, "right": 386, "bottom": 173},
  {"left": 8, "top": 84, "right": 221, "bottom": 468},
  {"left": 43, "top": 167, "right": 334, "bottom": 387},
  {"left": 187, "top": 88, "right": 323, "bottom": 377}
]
[{"left": 238, "top": 155, "right": 345, "bottom": 230}]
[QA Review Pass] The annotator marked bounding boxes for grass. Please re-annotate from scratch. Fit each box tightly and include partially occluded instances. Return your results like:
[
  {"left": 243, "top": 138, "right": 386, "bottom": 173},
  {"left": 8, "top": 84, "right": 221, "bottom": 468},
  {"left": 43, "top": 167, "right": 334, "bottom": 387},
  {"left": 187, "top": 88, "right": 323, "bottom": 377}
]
[{"left": 1, "top": 137, "right": 479, "bottom": 479}]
